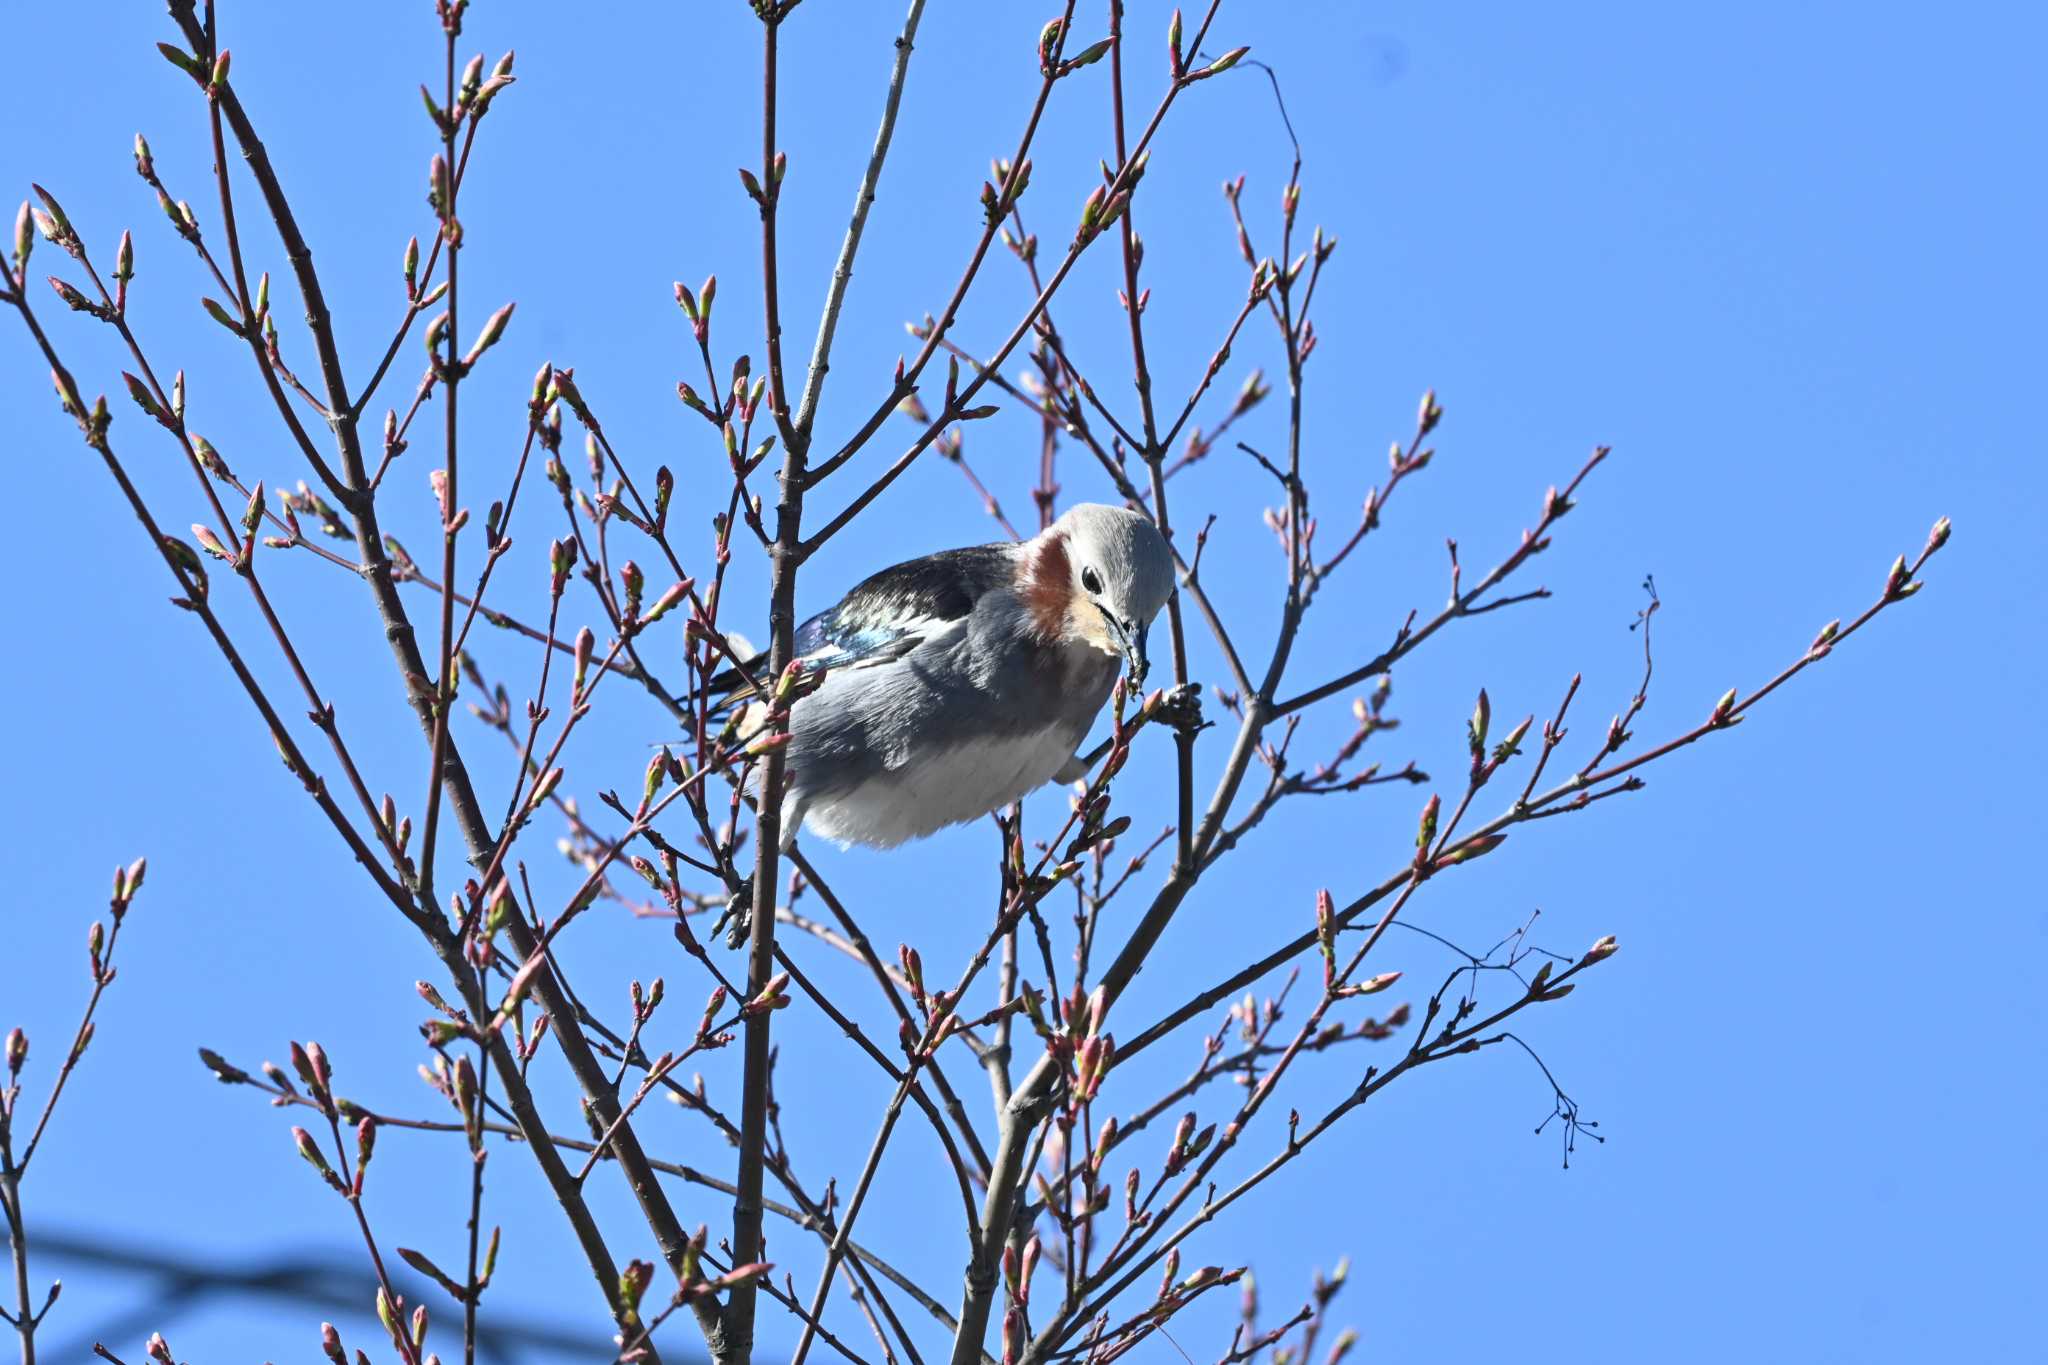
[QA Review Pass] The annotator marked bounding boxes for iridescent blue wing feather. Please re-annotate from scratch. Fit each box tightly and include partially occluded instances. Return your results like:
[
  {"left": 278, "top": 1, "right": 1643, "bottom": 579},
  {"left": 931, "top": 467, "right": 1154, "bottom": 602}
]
[{"left": 704, "top": 544, "right": 1011, "bottom": 698}]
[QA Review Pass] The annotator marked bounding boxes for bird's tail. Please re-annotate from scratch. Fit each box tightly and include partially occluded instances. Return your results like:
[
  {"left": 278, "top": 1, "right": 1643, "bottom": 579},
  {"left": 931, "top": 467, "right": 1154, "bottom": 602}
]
[
  {"left": 681, "top": 631, "right": 767, "bottom": 715},
  {"left": 697, "top": 653, "right": 767, "bottom": 709}
]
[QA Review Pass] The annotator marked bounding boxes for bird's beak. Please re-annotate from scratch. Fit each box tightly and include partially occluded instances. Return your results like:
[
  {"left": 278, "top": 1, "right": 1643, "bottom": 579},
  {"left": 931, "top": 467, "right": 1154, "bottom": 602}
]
[
  {"left": 1119, "top": 617, "right": 1149, "bottom": 684},
  {"left": 1096, "top": 605, "right": 1149, "bottom": 683}
]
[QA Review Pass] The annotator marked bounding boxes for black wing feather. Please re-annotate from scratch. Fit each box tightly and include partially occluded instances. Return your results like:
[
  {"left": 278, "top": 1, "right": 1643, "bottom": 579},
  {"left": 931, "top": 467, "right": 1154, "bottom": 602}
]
[{"left": 704, "top": 544, "right": 1010, "bottom": 699}]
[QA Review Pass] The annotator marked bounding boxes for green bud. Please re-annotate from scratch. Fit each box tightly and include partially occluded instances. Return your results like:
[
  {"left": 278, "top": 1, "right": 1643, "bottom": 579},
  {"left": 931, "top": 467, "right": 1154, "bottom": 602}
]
[
  {"left": 1201, "top": 45, "right": 1249, "bottom": 77},
  {"left": 123, "top": 371, "right": 165, "bottom": 422},
  {"left": 194, "top": 436, "right": 233, "bottom": 481},
  {"left": 1079, "top": 185, "right": 1106, "bottom": 236},
  {"left": 463, "top": 301, "right": 515, "bottom": 366},
  {"left": 201, "top": 296, "right": 244, "bottom": 336},
  {"left": 1038, "top": 18, "right": 1065, "bottom": 73},
  {"left": 292, "top": 1125, "right": 345, "bottom": 1192},
  {"left": 31, "top": 184, "right": 72, "bottom": 240},
  {"left": 1067, "top": 37, "right": 1113, "bottom": 69},
  {"left": 157, "top": 42, "right": 203, "bottom": 77},
  {"left": 640, "top": 580, "right": 689, "bottom": 625},
  {"left": 424, "top": 310, "right": 450, "bottom": 357}
]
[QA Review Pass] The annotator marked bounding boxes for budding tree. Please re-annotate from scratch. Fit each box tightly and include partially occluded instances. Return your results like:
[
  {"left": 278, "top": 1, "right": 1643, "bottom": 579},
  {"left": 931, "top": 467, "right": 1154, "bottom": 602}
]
[{"left": 2, "top": 3, "right": 1948, "bottom": 1364}]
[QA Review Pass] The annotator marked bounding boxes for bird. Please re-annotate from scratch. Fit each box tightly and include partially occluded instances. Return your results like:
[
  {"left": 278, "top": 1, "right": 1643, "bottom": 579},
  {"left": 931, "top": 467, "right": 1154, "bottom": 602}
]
[{"left": 721, "top": 503, "right": 1177, "bottom": 850}]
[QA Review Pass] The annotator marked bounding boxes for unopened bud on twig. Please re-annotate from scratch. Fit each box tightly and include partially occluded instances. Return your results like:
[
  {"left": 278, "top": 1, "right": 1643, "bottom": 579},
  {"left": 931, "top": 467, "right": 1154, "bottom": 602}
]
[
  {"left": 1418, "top": 388, "right": 1443, "bottom": 435},
  {"left": 1066, "top": 37, "right": 1113, "bottom": 70},
  {"left": 1038, "top": 18, "right": 1065, "bottom": 74},
  {"left": 742, "top": 972, "right": 791, "bottom": 1018},
  {"left": 1468, "top": 688, "right": 1490, "bottom": 761},
  {"left": 641, "top": 580, "right": 691, "bottom": 626},
  {"left": 1435, "top": 833, "right": 1506, "bottom": 868},
  {"left": 463, "top": 301, "right": 515, "bottom": 368},
  {"left": 292, "top": 1125, "right": 346, "bottom": 1193},
  {"left": 1185, "top": 45, "right": 1249, "bottom": 82}
]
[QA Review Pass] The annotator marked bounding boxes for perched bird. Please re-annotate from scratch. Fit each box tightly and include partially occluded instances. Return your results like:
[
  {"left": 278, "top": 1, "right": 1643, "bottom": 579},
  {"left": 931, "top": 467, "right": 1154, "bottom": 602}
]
[{"left": 727, "top": 503, "right": 1176, "bottom": 849}]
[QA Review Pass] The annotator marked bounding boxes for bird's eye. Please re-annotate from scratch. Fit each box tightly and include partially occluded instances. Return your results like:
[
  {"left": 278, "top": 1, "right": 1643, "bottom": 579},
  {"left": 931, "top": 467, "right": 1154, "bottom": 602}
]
[{"left": 1081, "top": 567, "right": 1103, "bottom": 595}]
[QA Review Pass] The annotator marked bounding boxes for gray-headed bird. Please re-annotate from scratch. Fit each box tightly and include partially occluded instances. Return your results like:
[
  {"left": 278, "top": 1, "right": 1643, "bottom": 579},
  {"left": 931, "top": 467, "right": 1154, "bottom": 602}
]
[{"left": 722, "top": 503, "right": 1176, "bottom": 849}]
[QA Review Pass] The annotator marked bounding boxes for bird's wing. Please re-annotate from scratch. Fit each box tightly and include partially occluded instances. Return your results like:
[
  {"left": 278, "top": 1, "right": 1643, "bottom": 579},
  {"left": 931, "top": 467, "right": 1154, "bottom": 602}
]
[
  {"left": 701, "top": 544, "right": 1012, "bottom": 700},
  {"left": 793, "top": 544, "right": 1012, "bottom": 670}
]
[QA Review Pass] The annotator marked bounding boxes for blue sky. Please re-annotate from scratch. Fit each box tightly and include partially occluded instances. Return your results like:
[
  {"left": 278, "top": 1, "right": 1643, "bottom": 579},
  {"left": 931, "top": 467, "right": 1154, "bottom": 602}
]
[{"left": 3, "top": 2, "right": 2042, "bottom": 1361}]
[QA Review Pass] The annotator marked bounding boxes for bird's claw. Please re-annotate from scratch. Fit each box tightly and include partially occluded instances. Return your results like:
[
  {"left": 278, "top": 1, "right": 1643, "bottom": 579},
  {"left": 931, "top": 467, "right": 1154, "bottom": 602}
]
[
  {"left": 711, "top": 876, "right": 754, "bottom": 949},
  {"left": 1158, "top": 681, "right": 1207, "bottom": 735}
]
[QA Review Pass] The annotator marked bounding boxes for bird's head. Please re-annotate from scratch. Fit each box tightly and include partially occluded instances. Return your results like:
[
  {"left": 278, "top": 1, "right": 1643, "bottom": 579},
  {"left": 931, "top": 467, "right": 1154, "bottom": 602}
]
[{"left": 1032, "top": 503, "right": 1176, "bottom": 682}]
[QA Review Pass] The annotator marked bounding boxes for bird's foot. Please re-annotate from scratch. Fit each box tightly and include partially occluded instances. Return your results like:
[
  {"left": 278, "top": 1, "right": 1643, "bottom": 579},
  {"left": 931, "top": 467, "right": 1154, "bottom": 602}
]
[
  {"left": 710, "top": 875, "right": 753, "bottom": 950},
  {"left": 1156, "top": 681, "right": 1208, "bottom": 735}
]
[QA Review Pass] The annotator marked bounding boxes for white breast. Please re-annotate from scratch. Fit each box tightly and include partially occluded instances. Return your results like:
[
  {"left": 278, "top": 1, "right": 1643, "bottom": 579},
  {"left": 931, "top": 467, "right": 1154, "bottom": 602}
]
[{"left": 793, "top": 725, "right": 1080, "bottom": 849}]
